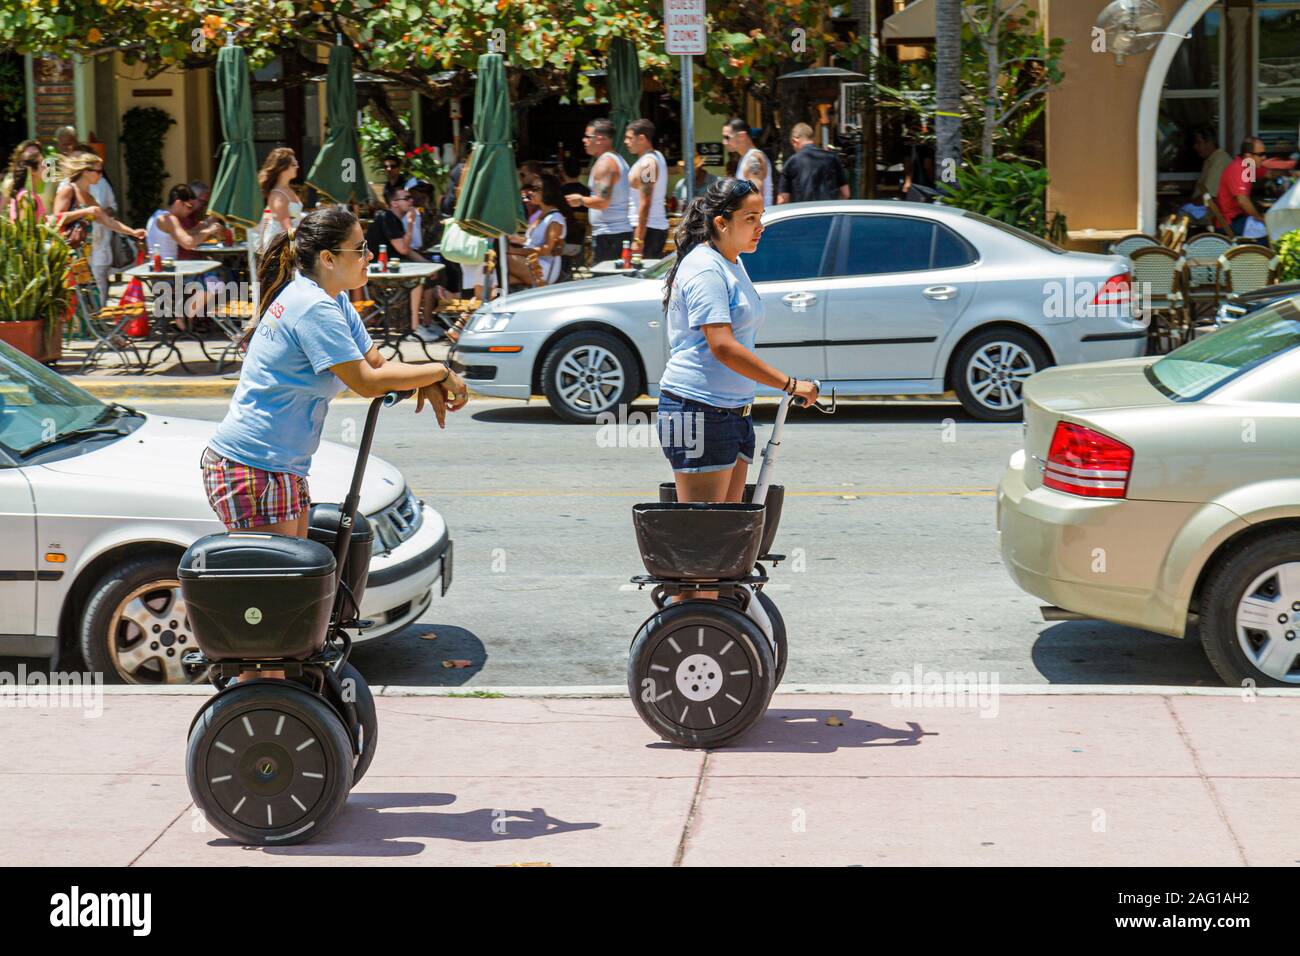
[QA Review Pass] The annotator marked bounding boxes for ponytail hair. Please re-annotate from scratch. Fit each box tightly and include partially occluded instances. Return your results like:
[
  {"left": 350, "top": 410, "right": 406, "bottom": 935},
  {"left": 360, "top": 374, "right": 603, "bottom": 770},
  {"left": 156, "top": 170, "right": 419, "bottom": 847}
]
[
  {"left": 662, "top": 177, "right": 755, "bottom": 313},
  {"left": 239, "top": 205, "right": 358, "bottom": 351}
]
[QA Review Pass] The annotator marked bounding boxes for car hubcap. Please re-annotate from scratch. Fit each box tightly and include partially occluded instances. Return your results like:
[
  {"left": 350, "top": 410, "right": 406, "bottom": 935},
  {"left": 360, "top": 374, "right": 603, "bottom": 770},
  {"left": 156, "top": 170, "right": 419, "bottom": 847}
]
[
  {"left": 108, "top": 580, "right": 204, "bottom": 685},
  {"left": 967, "top": 342, "right": 1035, "bottom": 411},
  {"left": 1235, "top": 563, "right": 1300, "bottom": 683},
  {"left": 556, "top": 344, "right": 624, "bottom": 415}
]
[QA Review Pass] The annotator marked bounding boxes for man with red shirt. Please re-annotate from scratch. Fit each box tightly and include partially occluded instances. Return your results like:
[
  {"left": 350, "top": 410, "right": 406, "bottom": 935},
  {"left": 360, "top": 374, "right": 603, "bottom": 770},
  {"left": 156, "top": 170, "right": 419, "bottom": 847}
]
[{"left": 1217, "top": 137, "right": 1269, "bottom": 237}]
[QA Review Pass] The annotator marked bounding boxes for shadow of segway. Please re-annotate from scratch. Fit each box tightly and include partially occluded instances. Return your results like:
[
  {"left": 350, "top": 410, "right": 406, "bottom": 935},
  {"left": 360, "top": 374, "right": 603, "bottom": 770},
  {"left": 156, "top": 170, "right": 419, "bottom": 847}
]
[
  {"left": 647, "top": 709, "right": 935, "bottom": 754},
  {"left": 226, "top": 794, "right": 601, "bottom": 857}
]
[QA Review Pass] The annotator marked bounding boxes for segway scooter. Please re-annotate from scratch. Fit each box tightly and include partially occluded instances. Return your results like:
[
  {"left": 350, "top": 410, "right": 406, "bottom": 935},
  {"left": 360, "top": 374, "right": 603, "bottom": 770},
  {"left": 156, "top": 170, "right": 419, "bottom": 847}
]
[
  {"left": 177, "top": 389, "right": 414, "bottom": 845},
  {"left": 628, "top": 384, "right": 836, "bottom": 747}
]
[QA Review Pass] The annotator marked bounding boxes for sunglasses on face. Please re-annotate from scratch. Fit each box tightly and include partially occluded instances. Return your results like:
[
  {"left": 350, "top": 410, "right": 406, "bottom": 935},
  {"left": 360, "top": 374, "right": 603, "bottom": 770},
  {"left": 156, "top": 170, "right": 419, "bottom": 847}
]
[{"left": 329, "top": 241, "right": 370, "bottom": 257}]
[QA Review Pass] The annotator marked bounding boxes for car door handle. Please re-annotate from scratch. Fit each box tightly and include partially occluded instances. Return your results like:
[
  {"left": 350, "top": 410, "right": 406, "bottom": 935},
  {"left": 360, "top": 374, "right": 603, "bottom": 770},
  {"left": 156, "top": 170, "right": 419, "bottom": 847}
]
[
  {"left": 923, "top": 285, "right": 958, "bottom": 301},
  {"left": 782, "top": 292, "right": 818, "bottom": 312}
]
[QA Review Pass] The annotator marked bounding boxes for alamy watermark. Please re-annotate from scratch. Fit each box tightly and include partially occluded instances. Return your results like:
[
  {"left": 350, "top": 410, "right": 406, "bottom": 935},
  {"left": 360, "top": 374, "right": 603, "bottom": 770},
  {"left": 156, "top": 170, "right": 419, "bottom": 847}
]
[
  {"left": 0, "top": 664, "right": 104, "bottom": 718},
  {"left": 889, "top": 665, "right": 1000, "bottom": 719},
  {"left": 596, "top": 404, "right": 704, "bottom": 460}
]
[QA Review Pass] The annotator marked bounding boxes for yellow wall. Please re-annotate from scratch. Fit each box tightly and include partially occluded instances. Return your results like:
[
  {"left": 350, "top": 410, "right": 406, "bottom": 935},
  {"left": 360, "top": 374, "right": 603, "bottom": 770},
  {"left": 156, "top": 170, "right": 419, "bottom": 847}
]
[
  {"left": 112, "top": 58, "right": 202, "bottom": 214},
  {"left": 1044, "top": 0, "right": 1184, "bottom": 233}
]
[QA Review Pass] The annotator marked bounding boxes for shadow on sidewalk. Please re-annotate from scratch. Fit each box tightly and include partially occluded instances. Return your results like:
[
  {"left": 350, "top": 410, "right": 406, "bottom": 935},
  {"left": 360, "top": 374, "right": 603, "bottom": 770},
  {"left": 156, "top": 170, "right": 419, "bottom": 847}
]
[
  {"left": 204, "top": 793, "right": 600, "bottom": 858},
  {"left": 650, "top": 709, "right": 935, "bottom": 755}
]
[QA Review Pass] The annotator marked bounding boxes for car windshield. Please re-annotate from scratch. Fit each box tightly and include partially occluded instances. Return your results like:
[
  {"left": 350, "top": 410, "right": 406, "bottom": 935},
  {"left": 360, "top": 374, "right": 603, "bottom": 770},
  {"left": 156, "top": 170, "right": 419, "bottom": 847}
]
[
  {"left": 639, "top": 254, "right": 676, "bottom": 279},
  {"left": 1147, "top": 297, "right": 1300, "bottom": 400},
  {"left": 0, "top": 340, "right": 108, "bottom": 457},
  {"left": 961, "top": 210, "right": 1065, "bottom": 255}
]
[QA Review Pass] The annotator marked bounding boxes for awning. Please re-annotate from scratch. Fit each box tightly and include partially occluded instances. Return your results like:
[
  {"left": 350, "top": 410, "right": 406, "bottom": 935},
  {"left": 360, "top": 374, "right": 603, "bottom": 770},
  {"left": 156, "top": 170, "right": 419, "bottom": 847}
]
[{"left": 882, "top": 0, "right": 1041, "bottom": 41}]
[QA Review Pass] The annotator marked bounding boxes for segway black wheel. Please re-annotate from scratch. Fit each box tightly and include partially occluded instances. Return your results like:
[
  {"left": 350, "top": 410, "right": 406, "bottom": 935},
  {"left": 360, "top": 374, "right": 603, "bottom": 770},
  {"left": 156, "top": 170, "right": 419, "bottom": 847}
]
[
  {"left": 756, "top": 589, "right": 788, "bottom": 688},
  {"left": 338, "top": 663, "right": 378, "bottom": 787},
  {"left": 628, "top": 601, "right": 776, "bottom": 748},
  {"left": 186, "top": 683, "right": 354, "bottom": 845}
]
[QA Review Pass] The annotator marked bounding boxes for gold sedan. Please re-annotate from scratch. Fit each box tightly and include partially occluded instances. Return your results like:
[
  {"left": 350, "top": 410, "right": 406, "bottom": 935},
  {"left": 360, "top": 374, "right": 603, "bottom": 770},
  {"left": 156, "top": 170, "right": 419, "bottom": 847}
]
[{"left": 998, "top": 295, "right": 1300, "bottom": 687}]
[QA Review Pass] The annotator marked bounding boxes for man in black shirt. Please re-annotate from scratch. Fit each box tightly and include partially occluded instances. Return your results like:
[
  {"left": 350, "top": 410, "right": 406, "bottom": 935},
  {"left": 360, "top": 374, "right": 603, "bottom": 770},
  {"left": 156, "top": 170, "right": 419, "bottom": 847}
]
[{"left": 776, "top": 123, "right": 849, "bottom": 204}]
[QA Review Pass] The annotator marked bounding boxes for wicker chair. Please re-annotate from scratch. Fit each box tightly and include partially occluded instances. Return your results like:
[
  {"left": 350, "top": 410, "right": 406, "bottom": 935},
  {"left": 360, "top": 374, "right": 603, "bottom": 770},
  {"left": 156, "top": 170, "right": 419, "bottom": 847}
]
[
  {"left": 1110, "top": 233, "right": 1161, "bottom": 258},
  {"left": 1204, "top": 196, "right": 1233, "bottom": 235},
  {"left": 1162, "top": 215, "right": 1190, "bottom": 251},
  {"left": 1129, "top": 246, "right": 1187, "bottom": 354},
  {"left": 67, "top": 256, "right": 147, "bottom": 372},
  {"left": 1215, "top": 245, "right": 1280, "bottom": 301},
  {"left": 1182, "top": 233, "right": 1233, "bottom": 290}
]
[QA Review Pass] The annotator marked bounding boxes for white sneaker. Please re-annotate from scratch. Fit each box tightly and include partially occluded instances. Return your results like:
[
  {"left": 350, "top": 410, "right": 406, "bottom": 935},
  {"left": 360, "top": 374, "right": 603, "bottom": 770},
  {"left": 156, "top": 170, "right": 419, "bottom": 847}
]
[{"left": 413, "top": 325, "right": 440, "bottom": 342}]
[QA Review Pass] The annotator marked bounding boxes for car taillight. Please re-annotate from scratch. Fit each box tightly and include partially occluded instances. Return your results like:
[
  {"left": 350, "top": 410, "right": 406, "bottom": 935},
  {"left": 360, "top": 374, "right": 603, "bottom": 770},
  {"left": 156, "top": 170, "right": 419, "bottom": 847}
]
[
  {"left": 1093, "top": 273, "right": 1131, "bottom": 307},
  {"left": 1042, "top": 422, "right": 1132, "bottom": 499}
]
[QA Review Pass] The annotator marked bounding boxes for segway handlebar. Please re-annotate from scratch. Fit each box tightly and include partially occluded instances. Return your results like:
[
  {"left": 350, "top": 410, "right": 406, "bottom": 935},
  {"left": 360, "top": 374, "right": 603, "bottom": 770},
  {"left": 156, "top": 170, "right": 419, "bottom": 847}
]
[{"left": 383, "top": 389, "right": 416, "bottom": 407}]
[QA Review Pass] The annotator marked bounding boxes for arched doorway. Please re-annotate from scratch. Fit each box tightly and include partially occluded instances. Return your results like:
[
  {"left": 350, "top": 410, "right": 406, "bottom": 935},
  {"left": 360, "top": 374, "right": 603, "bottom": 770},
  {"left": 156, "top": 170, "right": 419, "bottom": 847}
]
[{"left": 1137, "top": 0, "right": 1220, "bottom": 233}]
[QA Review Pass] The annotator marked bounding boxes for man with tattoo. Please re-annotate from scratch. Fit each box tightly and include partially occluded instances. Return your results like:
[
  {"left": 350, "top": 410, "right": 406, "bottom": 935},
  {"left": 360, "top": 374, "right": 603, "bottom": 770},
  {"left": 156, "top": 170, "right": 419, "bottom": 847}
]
[
  {"left": 566, "top": 118, "right": 632, "bottom": 263},
  {"left": 624, "top": 118, "right": 670, "bottom": 260},
  {"left": 722, "top": 118, "right": 772, "bottom": 207}
]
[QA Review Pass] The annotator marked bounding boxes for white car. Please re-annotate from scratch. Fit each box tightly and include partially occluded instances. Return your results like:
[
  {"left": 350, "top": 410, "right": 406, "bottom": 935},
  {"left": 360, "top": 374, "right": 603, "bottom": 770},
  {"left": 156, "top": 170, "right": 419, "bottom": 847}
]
[
  {"left": 453, "top": 200, "right": 1146, "bottom": 423},
  {"left": 0, "top": 341, "right": 452, "bottom": 684}
]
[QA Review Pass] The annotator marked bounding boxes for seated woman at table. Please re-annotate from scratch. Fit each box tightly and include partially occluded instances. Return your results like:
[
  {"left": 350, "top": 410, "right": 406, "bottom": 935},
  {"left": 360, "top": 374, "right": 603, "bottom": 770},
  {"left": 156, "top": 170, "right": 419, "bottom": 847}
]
[
  {"left": 49, "top": 151, "right": 145, "bottom": 303},
  {"left": 365, "top": 185, "right": 450, "bottom": 343},
  {"left": 507, "top": 173, "right": 566, "bottom": 288},
  {"left": 145, "top": 184, "right": 224, "bottom": 329}
]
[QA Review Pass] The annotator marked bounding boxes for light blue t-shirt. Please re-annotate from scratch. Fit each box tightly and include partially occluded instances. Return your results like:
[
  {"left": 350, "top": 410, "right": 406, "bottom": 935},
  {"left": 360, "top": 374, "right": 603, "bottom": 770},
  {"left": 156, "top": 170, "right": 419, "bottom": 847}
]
[
  {"left": 659, "top": 244, "right": 765, "bottom": 407},
  {"left": 209, "top": 273, "right": 373, "bottom": 477}
]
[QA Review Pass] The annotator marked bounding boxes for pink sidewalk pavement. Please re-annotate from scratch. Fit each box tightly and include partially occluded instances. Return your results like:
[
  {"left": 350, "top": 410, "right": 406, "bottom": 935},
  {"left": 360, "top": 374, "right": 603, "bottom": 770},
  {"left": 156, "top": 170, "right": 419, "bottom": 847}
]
[{"left": 2, "top": 690, "right": 1296, "bottom": 866}]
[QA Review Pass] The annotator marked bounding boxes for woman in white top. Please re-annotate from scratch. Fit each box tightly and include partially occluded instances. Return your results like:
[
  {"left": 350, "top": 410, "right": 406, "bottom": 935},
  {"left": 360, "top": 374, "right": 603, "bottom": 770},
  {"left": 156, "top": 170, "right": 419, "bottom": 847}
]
[
  {"left": 508, "top": 173, "right": 567, "bottom": 287},
  {"left": 257, "top": 147, "right": 304, "bottom": 253}
]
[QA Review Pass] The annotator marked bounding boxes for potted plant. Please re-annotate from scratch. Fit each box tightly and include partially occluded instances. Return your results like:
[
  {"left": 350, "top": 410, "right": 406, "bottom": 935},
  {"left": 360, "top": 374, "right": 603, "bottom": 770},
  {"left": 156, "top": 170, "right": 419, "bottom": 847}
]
[{"left": 0, "top": 202, "right": 72, "bottom": 362}]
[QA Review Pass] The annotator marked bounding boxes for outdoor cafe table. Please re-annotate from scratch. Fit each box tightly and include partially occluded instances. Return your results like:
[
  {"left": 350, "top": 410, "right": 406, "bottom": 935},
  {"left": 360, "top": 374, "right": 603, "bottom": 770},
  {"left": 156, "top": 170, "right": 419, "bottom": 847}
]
[
  {"left": 124, "top": 259, "right": 222, "bottom": 374},
  {"left": 364, "top": 261, "right": 446, "bottom": 359},
  {"left": 586, "top": 257, "right": 664, "bottom": 277}
]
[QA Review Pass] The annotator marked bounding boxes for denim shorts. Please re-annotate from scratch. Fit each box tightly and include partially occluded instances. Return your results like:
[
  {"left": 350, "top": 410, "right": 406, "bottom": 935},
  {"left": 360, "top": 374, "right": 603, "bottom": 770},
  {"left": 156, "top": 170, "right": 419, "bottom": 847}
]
[{"left": 657, "top": 390, "right": 756, "bottom": 474}]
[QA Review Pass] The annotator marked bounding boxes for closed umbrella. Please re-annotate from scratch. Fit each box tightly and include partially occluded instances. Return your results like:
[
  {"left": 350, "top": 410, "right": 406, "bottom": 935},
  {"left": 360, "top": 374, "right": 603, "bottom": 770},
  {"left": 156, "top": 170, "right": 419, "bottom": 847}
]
[
  {"left": 307, "top": 43, "right": 368, "bottom": 205},
  {"left": 607, "top": 37, "right": 641, "bottom": 163},
  {"left": 207, "top": 43, "right": 263, "bottom": 311},
  {"left": 452, "top": 53, "right": 525, "bottom": 296}
]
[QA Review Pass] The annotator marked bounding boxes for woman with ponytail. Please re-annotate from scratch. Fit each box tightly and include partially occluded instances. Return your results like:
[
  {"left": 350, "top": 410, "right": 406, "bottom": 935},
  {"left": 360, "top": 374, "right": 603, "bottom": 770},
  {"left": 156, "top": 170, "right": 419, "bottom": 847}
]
[
  {"left": 203, "top": 205, "right": 468, "bottom": 537},
  {"left": 657, "top": 178, "right": 819, "bottom": 505}
]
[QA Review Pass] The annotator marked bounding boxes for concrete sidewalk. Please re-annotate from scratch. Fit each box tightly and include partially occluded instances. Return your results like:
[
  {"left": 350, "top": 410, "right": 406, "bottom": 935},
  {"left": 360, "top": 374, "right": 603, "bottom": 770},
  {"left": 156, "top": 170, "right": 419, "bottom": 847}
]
[{"left": 1, "top": 689, "right": 1295, "bottom": 866}]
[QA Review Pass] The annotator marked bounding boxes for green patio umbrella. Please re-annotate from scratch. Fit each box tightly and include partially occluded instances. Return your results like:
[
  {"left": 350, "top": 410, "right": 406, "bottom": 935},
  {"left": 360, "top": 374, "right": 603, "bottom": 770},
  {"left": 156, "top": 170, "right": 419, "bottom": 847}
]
[
  {"left": 306, "top": 43, "right": 368, "bottom": 205},
  {"left": 207, "top": 44, "right": 263, "bottom": 310},
  {"left": 607, "top": 37, "right": 641, "bottom": 163},
  {"left": 452, "top": 52, "right": 525, "bottom": 240}
]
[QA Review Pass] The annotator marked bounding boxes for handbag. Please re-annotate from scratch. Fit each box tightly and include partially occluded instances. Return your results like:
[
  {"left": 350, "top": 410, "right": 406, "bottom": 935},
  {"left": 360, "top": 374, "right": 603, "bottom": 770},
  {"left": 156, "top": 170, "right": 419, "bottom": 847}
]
[
  {"left": 110, "top": 231, "right": 137, "bottom": 270},
  {"left": 440, "top": 220, "right": 490, "bottom": 265}
]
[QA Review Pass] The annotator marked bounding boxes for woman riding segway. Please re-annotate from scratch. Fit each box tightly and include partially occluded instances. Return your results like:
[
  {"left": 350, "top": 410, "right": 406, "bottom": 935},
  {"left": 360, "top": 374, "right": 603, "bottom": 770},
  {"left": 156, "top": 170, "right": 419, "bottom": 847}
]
[{"left": 655, "top": 178, "right": 818, "bottom": 506}]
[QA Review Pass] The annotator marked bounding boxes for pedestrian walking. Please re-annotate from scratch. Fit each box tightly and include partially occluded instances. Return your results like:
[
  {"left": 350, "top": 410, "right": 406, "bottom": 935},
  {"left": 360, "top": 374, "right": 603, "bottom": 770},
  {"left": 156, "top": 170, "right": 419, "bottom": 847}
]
[
  {"left": 722, "top": 119, "right": 773, "bottom": 207},
  {"left": 777, "top": 123, "right": 848, "bottom": 204},
  {"left": 624, "top": 118, "right": 670, "bottom": 259},
  {"left": 566, "top": 118, "right": 631, "bottom": 263}
]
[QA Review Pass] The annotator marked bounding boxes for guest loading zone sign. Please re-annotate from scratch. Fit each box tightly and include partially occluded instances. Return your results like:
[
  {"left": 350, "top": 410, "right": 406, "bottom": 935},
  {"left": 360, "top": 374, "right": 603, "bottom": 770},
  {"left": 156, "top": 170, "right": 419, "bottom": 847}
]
[{"left": 664, "top": 0, "right": 706, "bottom": 56}]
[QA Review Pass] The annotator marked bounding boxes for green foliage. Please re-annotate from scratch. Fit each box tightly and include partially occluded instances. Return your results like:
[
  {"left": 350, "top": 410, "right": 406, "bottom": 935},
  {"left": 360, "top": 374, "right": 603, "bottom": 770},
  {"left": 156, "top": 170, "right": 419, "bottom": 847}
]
[
  {"left": 875, "top": 6, "right": 1064, "bottom": 162},
  {"left": 358, "top": 110, "right": 407, "bottom": 172},
  {"left": 0, "top": 202, "right": 72, "bottom": 334},
  {"left": 1277, "top": 230, "right": 1300, "bottom": 283},
  {"left": 120, "top": 106, "right": 175, "bottom": 226},
  {"left": 939, "top": 158, "right": 1067, "bottom": 243},
  {"left": 0, "top": 55, "right": 25, "bottom": 126}
]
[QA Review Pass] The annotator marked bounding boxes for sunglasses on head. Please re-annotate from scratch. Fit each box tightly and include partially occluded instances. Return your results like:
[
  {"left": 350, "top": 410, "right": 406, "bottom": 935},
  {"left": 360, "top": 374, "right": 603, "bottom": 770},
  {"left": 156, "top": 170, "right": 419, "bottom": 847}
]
[{"left": 728, "top": 178, "right": 756, "bottom": 200}]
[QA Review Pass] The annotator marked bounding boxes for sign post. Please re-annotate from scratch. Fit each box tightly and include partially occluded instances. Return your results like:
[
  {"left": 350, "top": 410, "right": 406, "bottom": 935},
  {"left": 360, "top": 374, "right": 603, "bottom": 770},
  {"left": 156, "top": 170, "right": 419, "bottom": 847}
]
[{"left": 665, "top": 0, "right": 706, "bottom": 206}]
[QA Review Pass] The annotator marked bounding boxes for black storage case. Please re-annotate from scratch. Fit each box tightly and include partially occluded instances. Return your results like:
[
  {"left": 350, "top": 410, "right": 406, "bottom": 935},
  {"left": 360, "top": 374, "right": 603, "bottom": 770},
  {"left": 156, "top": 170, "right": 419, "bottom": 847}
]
[
  {"left": 658, "top": 482, "right": 784, "bottom": 557},
  {"left": 178, "top": 533, "right": 337, "bottom": 661},
  {"left": 633, "top": 502, "right": 765, "bottom": 580},
  {"left": 307, "top": 503, "right": 373, "bottom": 612}
]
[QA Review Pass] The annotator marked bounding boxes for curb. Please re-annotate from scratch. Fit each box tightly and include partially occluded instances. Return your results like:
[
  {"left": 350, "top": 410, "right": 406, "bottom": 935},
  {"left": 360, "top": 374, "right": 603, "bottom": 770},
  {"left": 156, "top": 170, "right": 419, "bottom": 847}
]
[
  {"left": 69, "top": 378, "right": 493, "bottom": 402},
  {"left": 4, "top": 683, "right": 1290, "bottom": 698}
]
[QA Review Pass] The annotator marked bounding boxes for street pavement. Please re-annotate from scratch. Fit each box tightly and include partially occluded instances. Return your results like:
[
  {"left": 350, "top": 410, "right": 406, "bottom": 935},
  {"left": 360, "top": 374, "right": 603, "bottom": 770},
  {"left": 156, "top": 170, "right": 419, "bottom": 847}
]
[
  {"left": 1, "top": 688, "right": 1293, "bottom": 866},
  {"left": 117, "top": 396, "right": 1221, "bottom": 689}
]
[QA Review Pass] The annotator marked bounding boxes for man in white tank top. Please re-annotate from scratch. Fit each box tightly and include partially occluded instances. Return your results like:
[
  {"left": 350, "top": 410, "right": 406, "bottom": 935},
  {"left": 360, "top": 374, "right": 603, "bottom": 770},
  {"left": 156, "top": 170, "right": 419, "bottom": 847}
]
[
  {"left": 723, "top": 118, "right": 773, "bottom": 207},
  {"left": 624, "top": 118, "right": 670, "bottom": 260},
  {"left": 565, "top": 118, "right": 632, "bottom": 263}
]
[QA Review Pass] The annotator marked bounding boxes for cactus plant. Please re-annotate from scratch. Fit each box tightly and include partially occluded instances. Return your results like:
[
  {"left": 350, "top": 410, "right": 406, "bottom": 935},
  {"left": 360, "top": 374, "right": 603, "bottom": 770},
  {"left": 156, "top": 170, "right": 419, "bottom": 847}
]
[{"left": 0, "top": 202, "right": 71, "bottom": 340}]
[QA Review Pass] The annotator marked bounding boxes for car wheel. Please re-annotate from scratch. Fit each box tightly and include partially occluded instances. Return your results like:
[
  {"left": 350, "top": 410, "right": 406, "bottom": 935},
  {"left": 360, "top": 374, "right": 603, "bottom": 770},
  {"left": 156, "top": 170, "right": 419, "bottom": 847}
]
[
  {"left": 952, "top": 328, "right": 1050, "bottom": 422},
  {"left": 1201, "top": 531, "right": 1300, "bottom": 688},
  {"left": 540, "top": 329, "right": 640, "bottom": 424},
  {"left": 80, "top": 553, "right": 207, "bottom": 685}
]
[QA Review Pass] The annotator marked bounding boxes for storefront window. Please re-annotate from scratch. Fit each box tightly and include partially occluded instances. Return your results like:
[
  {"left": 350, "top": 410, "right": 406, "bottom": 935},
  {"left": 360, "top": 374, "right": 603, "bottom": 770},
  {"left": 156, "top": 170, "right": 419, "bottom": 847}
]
[
  {"left": 1257, "top": 6, "right": 1300, "bottom": 156},
  {"left": 1159, "top": 7, "right": 1223, "bottom": 179}
]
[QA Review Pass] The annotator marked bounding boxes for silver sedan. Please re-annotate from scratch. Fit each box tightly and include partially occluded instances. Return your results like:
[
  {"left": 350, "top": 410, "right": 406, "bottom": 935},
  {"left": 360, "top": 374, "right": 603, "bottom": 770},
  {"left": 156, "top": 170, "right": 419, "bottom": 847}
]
[{"left": 451, "top": 200, "right": 1147, "bottom": 422}]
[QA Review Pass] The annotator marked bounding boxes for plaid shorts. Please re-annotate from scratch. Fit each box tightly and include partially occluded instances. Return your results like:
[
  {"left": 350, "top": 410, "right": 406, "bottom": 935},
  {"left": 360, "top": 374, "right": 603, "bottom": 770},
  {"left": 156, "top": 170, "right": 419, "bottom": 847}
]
[{"left": 200, "top": 447, "right": 311, "bottom": 530}]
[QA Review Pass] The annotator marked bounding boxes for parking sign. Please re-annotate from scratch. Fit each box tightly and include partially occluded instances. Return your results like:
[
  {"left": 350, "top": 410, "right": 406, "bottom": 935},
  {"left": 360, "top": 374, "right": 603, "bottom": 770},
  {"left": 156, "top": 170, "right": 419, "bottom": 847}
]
[{"left": 664, "top": 0, "right": 706, "bottom": 56}]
